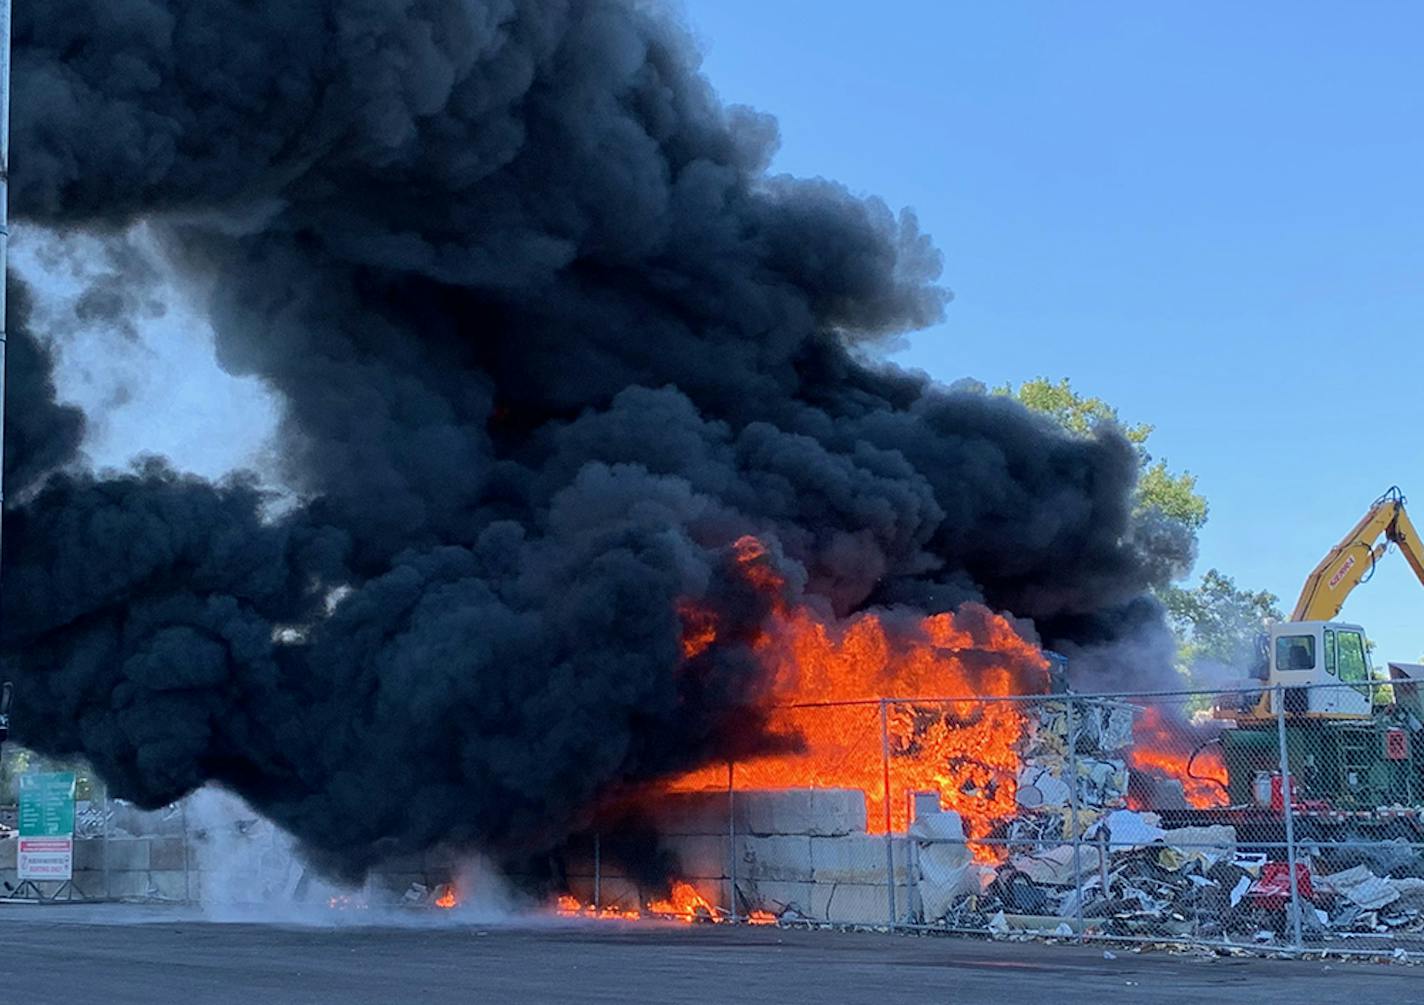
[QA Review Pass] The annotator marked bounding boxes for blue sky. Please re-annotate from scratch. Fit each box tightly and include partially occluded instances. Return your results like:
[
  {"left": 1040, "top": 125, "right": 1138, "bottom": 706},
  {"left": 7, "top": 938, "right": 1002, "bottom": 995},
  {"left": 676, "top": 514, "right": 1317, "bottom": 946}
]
[{"left": 683, "top": 0, "right": 1424, "bottom": 663}]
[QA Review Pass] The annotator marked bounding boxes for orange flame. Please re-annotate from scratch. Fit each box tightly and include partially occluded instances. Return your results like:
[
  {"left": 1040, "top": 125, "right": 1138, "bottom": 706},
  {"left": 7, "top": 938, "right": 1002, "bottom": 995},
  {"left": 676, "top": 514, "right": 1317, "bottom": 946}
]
[
  {"left": 1127, "top": 707, "right": 1229, "bottom": 809},
  {"left": 647, "top": 880, "right": 718, "bottom": 923},
  {"left": 434, "top": 885, "right": 458, "bottom": 909},
  {"left": 669, "top": 536, "right": 1048, "bottom": 849},
  {"left": 555, "top": 884, "right": 719, "bottom": 923}
]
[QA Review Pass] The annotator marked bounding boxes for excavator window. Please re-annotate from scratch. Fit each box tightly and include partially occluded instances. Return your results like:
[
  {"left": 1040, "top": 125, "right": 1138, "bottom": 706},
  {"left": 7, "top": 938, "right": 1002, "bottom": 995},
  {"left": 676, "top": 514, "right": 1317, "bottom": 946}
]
[
  {"left": 1325, "top": 629, "right": 1338, "bottom": 675},
  {"left": 1337, "top": 630, "right": 1369, "bottom": 684},
  {"left": 1276, "top": 634, "right": 1316, "bottom": 671}
]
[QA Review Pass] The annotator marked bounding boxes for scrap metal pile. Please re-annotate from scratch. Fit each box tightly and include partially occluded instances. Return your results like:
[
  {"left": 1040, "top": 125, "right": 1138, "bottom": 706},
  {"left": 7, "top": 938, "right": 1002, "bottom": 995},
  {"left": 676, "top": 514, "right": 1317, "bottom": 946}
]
[{"left": 906, "top": 699, "right": 1424, "bottom": 945}]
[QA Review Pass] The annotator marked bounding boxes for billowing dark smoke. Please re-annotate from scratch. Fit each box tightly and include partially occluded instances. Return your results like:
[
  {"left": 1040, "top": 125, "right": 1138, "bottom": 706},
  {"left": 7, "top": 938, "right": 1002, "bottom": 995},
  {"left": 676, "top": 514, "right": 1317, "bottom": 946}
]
[{"left": 1, "top": 0, "right": 1184, "bottom": 876}]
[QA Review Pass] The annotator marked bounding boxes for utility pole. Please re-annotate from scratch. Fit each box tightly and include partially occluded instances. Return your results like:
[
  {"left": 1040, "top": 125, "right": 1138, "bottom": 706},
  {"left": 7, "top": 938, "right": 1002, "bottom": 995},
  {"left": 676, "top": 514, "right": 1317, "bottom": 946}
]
[{"left": 0, "top": 0, "right": 13, "bottom": 759}]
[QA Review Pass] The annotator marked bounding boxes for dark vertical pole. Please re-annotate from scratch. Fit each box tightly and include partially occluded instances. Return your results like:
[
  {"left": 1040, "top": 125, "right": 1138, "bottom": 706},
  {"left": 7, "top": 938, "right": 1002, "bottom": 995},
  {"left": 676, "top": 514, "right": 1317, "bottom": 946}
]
[{"left": 881, "top": 700, "right": 896, "bottom": 928}]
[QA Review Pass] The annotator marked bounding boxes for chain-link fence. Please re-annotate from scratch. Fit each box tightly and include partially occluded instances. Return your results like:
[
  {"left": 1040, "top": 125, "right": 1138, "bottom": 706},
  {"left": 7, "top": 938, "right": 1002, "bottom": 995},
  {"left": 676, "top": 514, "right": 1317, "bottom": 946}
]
[
  {"left": 584, "top": 680, "right": 1424, "bottom": 960},
  {"left": 8, "top": 679, "right": 1424, "bottom": 957}
]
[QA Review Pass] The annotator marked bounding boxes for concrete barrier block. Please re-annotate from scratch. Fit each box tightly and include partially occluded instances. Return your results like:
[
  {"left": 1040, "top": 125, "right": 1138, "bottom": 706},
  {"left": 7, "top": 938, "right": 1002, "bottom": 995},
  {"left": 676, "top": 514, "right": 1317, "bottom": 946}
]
[
  {"left": 106, "top": 838, "right": 152, "bottom": 872},
  {"left": 808, "top": 882, "right": 911, "bottom": 925},
  {"left": 645, "top": 791, "right": 732, "bottom": 836},
  {"left": 73, "top": 839, "right": 107, "bottom": 871},
  {"left": 148, "top": 871, "right": 192, "bottom": 901},
  {"left": 563, "top": 853, "right": 631, "bottom": 880},
  {"left": 148, "top": 837, "right": 188, "bottom": 872},
  {"left": 810, "top": 835, "right": 908, "bottom": 884},
  {"left": 667, "top": 835, "right": 730, "bottom": 880},
  {"left": 645, "top": 788, "right": 867, "bottom": 837},
  {"left": 104, "top": 871, "right": 155, "bottom": 900},
  {"left": 739, "top": 789, "right": 867, "bottom": 837},
  {"left": 736, "top": 879, "right": 815, "bottom": 916},
  {"left": 0, "top": 839, "right": 15, "bottom": 870},
  {"left": 564, "top": 876, "right": 641, "bottom": 911},
  {"left": 735, "top": 835, "right": 813, "bottom": 883}
]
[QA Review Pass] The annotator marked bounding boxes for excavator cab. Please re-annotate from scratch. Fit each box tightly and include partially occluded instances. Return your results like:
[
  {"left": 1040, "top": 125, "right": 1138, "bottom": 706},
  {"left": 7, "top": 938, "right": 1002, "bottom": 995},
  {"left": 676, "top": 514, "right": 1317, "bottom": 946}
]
[{"left": 1264, "top": 620, "right": 1374, "bottom": 717}]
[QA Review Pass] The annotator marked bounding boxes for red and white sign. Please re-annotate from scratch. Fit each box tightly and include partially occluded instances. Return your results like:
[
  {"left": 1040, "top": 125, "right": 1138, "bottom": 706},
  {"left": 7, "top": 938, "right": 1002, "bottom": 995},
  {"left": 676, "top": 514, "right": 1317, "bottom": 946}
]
[
  {"left": 1328, "top": 554, "right": 1357, "bottom": 590},
  {"left": 18, "top": 837, "right": 73, "bottom": 881}
]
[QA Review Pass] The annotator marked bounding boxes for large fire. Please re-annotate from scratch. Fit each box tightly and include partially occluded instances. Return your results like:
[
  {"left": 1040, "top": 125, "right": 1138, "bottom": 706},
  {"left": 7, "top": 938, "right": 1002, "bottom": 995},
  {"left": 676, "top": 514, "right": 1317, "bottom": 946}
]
[
  {"left": 557, "top": 536, "right": 1229, "bottom": 924},
  {"left": 667, "top": 537, "right": 1047, "bottom": 848}
]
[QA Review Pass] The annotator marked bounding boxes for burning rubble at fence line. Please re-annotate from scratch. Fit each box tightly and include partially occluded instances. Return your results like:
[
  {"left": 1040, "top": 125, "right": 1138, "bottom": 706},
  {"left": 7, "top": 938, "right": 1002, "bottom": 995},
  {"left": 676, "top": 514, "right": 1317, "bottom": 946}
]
[
  {"left": 1126, "top": 707, "right": 1229, "bottom": 811},
  {"left": 654, "top": 535, "right": 1229, "bottom": 846},
  {"left": 663, "top": 535, "right": 1049, "bottom": 847}
]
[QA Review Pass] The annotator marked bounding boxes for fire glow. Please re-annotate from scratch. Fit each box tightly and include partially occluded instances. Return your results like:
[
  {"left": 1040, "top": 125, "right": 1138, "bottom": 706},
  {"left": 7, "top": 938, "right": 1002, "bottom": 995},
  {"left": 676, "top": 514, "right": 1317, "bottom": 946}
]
[
  {"left": 557, "top": 536, "right": 1225, "bottom": 921},
  {"left": 1128, "top": 707, "right": 1229, "bottom": 810},
  {"left": 668, "top": 537, "right": 1223, "bottom": 843},
  {"left": 668, "top": 537, "right": 1048, "bottom": 849},
  {"left": 555, "top": 882, "right": 770, "bottom": 925}
]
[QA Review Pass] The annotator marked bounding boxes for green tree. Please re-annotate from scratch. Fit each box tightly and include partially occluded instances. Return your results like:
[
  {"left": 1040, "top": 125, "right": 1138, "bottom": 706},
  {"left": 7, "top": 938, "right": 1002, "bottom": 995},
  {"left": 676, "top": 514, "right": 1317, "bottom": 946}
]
[
  {"left": 994, "top": 376, "right": 1279, "bottom": 679},
  {"left": 998, "top": 377, "right": 1208, "bottom": 529},
  {"left": 1160, "top": 569, "right": 1282, "bottom": 678}
]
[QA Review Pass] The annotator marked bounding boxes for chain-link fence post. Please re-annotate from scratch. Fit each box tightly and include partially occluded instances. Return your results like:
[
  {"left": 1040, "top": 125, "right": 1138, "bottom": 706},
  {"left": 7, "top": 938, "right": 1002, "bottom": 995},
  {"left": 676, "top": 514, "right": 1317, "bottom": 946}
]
[
  {"left": 880, "top": 699, "right": 896, "bottom": 929},
  {"left": 181, "top": 798, "right": 192, "bottom": 904},
  {"left": 727, "top": 761, "right": 738, "bottom": 924},
  {"left": 1274, "top": 684, "right": 1303, "bottom": 948},
  {"left": 593, "top": 832, "right": 601, "bottom": 911},
  {"left": 1066, "top": 695, "right": 1085, "bottom": 942},
  {"left": 102, "top": 779, "right": 111, "bottom": 901}
]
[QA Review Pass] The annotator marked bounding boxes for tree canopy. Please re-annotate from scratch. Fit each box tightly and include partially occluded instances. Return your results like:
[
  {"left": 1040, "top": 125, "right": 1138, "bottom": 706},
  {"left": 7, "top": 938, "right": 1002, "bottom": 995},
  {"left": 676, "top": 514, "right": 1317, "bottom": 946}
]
[
  {"left": 994, "top": 376, "right": 1277, "bottom": 679},
  {"left": 998, "top": 377, "right": 1208, "bottom": 530}
]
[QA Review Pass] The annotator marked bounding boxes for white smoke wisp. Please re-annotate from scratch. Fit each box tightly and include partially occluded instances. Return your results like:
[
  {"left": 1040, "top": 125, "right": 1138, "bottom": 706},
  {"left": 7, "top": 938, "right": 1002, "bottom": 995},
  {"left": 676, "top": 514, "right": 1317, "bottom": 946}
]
[{"left": 177, "top": 788, "right": 534, "bottom": 926}]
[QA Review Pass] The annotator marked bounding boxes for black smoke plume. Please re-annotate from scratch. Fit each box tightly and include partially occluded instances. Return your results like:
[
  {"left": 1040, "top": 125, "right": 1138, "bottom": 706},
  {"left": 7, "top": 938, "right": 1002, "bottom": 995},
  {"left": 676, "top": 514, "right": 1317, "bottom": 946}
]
[{"left": 1, "top": 0, "right": 1183, "bottom": 876}]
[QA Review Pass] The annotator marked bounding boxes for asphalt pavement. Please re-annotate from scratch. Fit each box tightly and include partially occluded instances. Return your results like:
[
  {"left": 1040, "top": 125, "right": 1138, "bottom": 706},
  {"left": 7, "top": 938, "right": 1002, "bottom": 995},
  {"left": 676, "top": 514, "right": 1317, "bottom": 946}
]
[{"left": 0, "top": 904, "right": 1412, "bottom": 1004}]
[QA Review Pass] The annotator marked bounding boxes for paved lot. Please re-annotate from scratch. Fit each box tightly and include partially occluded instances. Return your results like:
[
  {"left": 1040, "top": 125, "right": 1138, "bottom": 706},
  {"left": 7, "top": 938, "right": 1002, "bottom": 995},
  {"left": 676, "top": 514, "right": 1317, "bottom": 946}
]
[{"left": 0, "top": 905, "right": 1412, "bottom": 1004}]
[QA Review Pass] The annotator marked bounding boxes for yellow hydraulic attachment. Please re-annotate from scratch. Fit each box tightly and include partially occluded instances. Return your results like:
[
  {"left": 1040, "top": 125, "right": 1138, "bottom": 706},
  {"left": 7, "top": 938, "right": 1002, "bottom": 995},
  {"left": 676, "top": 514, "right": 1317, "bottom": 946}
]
[{"left": 1292, "top": 486, "right": 1424, "bottom": 622}]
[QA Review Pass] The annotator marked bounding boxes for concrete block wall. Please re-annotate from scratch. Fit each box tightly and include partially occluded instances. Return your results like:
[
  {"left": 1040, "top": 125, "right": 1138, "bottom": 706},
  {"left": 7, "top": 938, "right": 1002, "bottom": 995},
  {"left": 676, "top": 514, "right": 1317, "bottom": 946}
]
[
  {"left": 0, "top": 837, "right": 191, "bottom": 901},
  {"left": 568, "top": 789, "right": 918, "bottom": 925},
  {"left": 0, "top": 835, "right": 448, "bottom": 904}
]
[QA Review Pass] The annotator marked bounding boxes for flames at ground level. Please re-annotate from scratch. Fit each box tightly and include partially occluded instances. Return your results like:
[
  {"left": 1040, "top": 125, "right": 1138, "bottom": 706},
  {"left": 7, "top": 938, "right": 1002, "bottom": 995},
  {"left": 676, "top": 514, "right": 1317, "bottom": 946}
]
[{"left": 555, "top": 884, "right": 777, "bottom": 925}]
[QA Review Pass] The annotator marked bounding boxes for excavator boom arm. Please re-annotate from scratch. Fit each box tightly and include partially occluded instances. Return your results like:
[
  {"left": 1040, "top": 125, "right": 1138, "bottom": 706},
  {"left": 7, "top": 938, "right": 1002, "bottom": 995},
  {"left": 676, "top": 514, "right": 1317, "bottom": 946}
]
[{"left": 1292, "top": 487, "right": 1424, "bottom": 621}]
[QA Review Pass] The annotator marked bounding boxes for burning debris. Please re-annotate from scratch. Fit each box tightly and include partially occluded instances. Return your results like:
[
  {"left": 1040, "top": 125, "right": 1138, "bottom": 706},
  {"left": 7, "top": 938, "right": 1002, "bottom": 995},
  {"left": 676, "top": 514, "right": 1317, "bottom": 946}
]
[{"left": 665, "top": 536, "right": 1048, "bottom": 844}]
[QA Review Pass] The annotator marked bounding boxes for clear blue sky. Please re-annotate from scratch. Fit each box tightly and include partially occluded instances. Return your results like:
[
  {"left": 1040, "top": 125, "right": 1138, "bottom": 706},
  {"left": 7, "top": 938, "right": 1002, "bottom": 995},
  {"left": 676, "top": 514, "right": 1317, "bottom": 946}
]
[{"left": 683, "top": 0, "right": 1424, "bottom": 664}]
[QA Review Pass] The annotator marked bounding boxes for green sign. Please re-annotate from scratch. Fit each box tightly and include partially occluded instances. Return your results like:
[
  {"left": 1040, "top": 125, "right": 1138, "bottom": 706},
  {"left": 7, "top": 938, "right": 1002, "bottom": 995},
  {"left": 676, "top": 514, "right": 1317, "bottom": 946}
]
[{"left": 18, "top": 772, "right": 76, "bottom": 838}]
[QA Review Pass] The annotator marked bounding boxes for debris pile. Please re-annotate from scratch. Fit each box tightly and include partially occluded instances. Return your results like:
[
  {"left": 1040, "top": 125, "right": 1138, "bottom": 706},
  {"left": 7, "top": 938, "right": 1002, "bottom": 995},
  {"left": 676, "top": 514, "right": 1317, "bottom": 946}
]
[
  {"left": 902, "top": 700, "right": 1424, "bottom": 945},
  {"left": 1009, "top": 698, "right": 1135, "bottom": 836},
  {"left": 917, "top": 807, "right": 1259, "bottom": 940}
]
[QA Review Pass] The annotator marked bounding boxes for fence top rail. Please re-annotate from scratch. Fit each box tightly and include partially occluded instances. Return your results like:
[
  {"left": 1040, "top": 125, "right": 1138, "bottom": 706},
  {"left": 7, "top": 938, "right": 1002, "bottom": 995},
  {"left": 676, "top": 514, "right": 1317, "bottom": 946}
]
[{"left": 776, "top": 680, "right": 1390, "bottom": 710}]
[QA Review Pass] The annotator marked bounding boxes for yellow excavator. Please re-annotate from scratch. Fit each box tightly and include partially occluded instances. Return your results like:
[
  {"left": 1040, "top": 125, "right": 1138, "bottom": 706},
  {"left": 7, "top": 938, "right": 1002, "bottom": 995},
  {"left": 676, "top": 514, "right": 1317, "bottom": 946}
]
[
  {"left": 1207, "top": 488, "right": 1424, "bottom": 811},
  {"left": 1292, "top": 486, "right": 1424, "bottom": 625},
  {"left": 1231, "top": 487, "right": 1424, "bottom": 721}
]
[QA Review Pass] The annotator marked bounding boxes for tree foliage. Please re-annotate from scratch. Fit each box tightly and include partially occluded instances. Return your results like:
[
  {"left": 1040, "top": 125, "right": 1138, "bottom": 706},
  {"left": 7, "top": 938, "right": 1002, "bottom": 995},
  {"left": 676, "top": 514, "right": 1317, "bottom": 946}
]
[
  {"left": 998, "top": 377, "right": 1208, "bottom": 530},
  {"left": 1160, "top": 569, "right": 1282, "bottom": 676},
  {"left": 995, "top": 377, "right": 1280, "bottom": 678}
]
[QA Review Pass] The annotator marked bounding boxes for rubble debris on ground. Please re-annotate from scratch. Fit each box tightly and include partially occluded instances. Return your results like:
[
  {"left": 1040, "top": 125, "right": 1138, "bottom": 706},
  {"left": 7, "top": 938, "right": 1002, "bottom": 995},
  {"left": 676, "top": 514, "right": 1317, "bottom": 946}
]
[{"left": 899, "top": 699, "right": 1424, "bottom": 945}]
